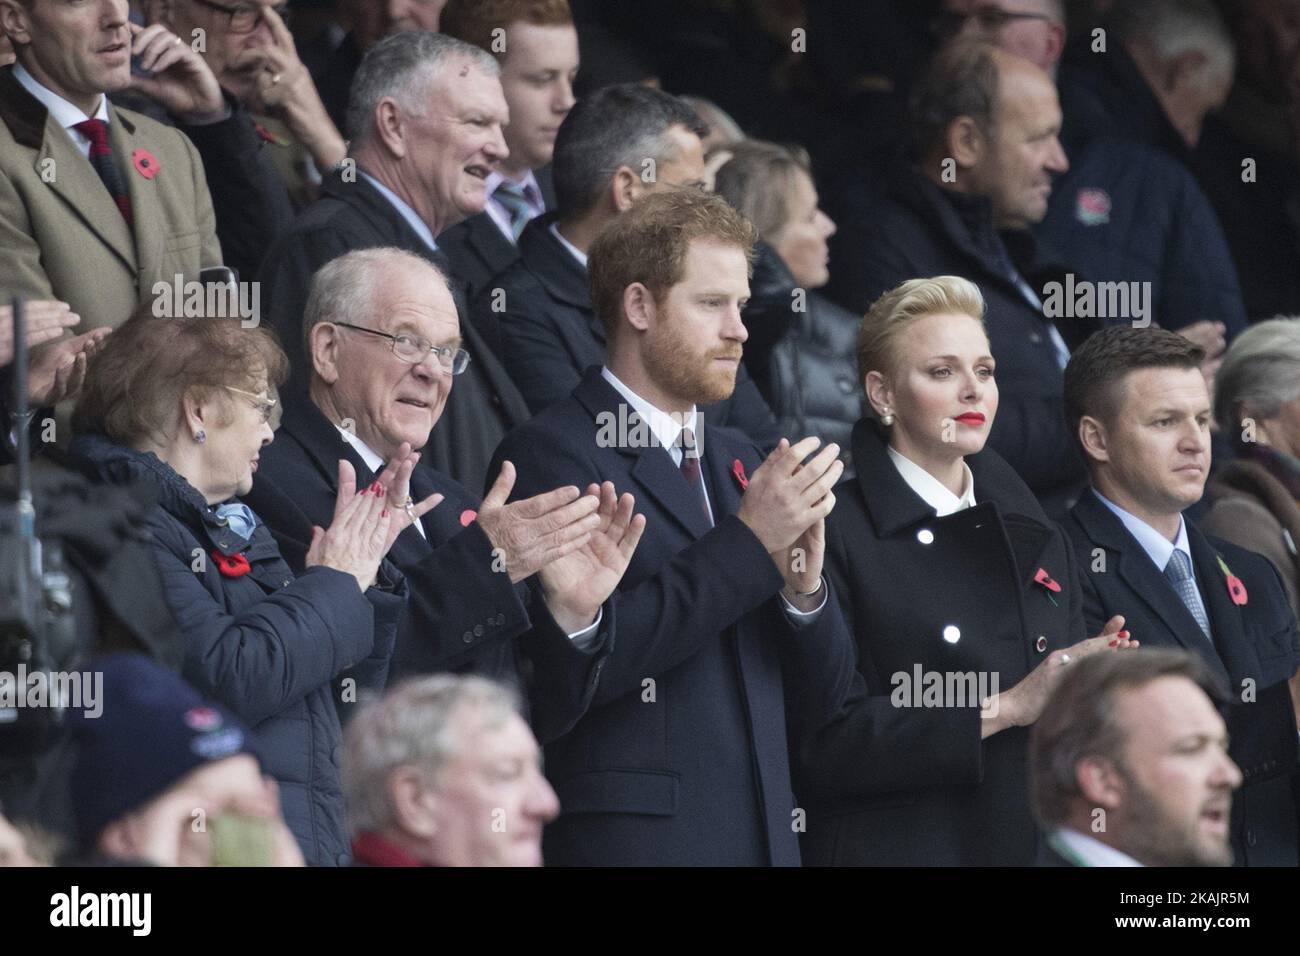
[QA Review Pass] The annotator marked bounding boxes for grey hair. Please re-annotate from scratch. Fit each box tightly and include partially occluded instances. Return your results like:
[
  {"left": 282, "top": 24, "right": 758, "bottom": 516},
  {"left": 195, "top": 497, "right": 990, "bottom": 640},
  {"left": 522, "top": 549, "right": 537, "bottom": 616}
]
[
  {"left": 342, "top": 675, "right": 521, "bottom": 836},
  {"left": 552, "top": 83, "right": 709, "bottom": 218},
  {"left": 1213, "top": 317, "right": 1300, "bottom": 437},
  {"left": 1108, "top": 0, "right": 1235, "bottom": 88},
  {"left": 345, "top": 30, "right": 500, "bottom": 145},
  {"left": 302, "top": 247, "right": 450, "bottom": 359}
]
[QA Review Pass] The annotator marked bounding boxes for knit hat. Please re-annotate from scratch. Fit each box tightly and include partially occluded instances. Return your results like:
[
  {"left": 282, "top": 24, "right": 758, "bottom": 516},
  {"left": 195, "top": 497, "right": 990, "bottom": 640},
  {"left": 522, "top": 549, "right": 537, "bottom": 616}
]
[{"left": 71, "top": 654, "right": 260, "bottom": 843}]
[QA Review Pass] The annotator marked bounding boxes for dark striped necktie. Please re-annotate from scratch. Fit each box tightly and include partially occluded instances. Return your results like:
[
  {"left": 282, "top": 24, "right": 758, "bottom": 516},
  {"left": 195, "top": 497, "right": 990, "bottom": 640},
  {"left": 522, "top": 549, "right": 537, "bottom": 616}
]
[
  {"left": 72, "top": 118, "right": 133, "bottom": 228},
  {"left": 679, "top": 427, "right": 712, "bottom": 526},
  {"left": 494, "top": 180, "right": 535, "bottom": 240}
]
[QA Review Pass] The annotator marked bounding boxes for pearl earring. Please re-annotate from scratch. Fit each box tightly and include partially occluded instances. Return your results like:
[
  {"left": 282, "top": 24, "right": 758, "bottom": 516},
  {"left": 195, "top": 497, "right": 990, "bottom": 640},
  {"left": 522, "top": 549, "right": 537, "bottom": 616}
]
[
  {"left": 195, "top": 429, "right": 206, "bottom": 444},
  {"left": 880, "top": 410, "right": 894, "bottom": 426}
]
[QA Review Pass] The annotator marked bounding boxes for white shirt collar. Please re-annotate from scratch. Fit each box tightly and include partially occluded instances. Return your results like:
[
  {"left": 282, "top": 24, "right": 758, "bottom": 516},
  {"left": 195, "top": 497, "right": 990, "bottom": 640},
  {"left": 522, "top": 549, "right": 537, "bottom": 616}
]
[
  {"left": 1093, "top": 489, "right": 1193, "bottom": 579},
  {"left": 360, "top": 171, "right": 439, "bottom": 254},
  {"left": 600, "top": 366, "right": 697, "bottom": 465},
  {"left": 14, "top": 61, "right": 109, "bottom": 132},
  {"left": 887, "top": 445, "right": 976, "bottom": 517},
  {"left": 550, "top": 221, "right": 588, "bottom": 269},
  {"left": 1050, "top": 828, "right": 1144, "bottom": 867}
]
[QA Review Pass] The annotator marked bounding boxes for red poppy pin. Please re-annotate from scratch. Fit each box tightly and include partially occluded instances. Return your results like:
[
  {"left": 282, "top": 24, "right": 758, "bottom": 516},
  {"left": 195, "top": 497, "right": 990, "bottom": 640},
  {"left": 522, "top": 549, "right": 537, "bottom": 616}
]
[
  {"left": 1216, "top": 556, "right": 1248, "bottom": 606},
  {"left": 212, "top": 550, "right": 251, "bottom": 578},
  {"left": 732, "top": 459, "right": 749, "bottom": 491},
  {"left": 253, "top": 122, "right": 288, "bottom": 146},
  {"left": 459, "top": 509, "right": 478, "bottom": 527},
  {"left": 1034, "top": 567, "right": 1062, "bottom": 606},
  {"left": 132, "top": 148, "right": 160, "bottom": 180}
]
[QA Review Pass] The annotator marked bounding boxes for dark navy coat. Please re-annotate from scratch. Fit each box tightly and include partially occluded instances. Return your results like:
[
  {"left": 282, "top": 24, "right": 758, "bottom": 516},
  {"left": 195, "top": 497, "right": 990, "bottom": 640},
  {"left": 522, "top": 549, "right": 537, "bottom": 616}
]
[
  {"left": 71, "top": 432, "right": 406, "bottom": 866},
  {"left": 1067, "top": 491, "right": 1300, "bottom": 866},
  {"left": 489, "top": 369, "right": 857, "bottom": 866}
]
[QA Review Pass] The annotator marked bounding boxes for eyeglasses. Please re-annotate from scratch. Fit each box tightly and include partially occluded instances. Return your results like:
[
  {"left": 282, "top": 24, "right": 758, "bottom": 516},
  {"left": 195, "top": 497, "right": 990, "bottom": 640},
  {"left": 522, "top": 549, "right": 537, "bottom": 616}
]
[
  {"left": 225, "top": 385, "right": 277, "bottom": 423},
  {"left": 190, "top": 0, "right": 291, "bottom": 34},
  {"left": 930, "top": 6, "right": 1053, "bottom": 37},
  {"left": 332, "top": 322, "right": 471, "bottom": 375}
]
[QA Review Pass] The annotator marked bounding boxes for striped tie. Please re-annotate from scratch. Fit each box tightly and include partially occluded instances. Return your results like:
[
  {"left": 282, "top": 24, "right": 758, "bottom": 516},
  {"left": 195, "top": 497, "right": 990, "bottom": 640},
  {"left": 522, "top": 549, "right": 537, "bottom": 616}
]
[
  {"left": 1164, "top": 549, "right": 1212, "bottom": 641},
  {"left": 72, "top": 118, "right": 133, "bottom": 227},
  {"left": 493, "top": 180, "right": 534, "bottom": 241}
]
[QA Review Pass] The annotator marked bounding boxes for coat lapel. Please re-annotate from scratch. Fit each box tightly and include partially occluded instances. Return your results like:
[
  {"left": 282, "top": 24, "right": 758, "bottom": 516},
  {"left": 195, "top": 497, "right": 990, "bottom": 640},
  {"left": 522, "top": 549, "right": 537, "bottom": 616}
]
[
  {"left": 1189, "top": 526, "right": 1260, "bottom": 683},
  {"left": 40, "top": 112, "right": 137, "bottom": 272},
  {"left": 1073, "top": 492, "right": 1230, "bottom": 678},
  {"left": 111, "top": 108, "right": 163, "bottom": 283}
]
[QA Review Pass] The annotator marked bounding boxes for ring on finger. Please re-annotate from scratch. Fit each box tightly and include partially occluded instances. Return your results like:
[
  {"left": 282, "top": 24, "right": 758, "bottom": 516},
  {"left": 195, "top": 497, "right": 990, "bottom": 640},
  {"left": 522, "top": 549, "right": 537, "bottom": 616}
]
[
  {"left": 403, "top": 496, "right": 418, "bottom": 521},
  {"left": 271, "top": 72, "right": 283, "bottom": 85},
  {"left": 1059, "top": 653, "right": 1072, "bottom": 666}
]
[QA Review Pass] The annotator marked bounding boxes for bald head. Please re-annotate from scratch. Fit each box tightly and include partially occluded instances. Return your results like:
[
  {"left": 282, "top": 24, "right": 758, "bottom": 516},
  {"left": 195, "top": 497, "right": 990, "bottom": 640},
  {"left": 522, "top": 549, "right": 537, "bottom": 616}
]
[{"left": 913, "top": 39, "right": 1068, "bottom": 227}]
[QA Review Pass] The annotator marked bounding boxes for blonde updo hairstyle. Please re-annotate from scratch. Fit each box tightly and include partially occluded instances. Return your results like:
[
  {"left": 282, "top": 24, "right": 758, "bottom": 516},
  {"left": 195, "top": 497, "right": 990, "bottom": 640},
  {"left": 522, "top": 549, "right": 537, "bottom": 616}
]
[{"left": 855, "top": 275, "right": 988, "bottom": 420}]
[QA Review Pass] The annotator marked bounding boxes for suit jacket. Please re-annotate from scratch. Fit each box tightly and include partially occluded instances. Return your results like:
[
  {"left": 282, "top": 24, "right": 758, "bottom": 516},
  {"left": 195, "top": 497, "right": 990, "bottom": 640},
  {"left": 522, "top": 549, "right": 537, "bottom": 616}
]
[
  {"left": 0, "top": 66, "right": 222, "bottom": 331},
  {"left": 1067, "top": 490, "right": 1300, "bottom": 866},
  {"left": 241, "top": 395, "right": 609, "bottom": 743},
  {"left": 437, "top": 167, "right": 556, "bottom": 305},
  {"left": 480, "top": 213, "right": 782, "bottom": 449},
  {"left": 826, "top": 167, "right": 1091, "bottom": 518},
  {"left": 257, "top": 169, "right": 532, "bottom": 491},
  {"left": 489, "top": 368, "right": 858, "bottom": 866},
  {"left": 800, "top": 419, "right": 1086, "bottom": 865}
]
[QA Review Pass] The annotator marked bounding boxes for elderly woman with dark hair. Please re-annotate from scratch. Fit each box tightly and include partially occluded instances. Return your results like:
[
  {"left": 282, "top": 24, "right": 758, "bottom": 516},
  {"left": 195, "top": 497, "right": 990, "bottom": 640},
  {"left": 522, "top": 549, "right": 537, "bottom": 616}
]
[
  {"left": 68, "top": 308, "right": 434, "bottom": 867},
  {"left": 1203, "top": 318, "right": 1300, "bottom": 620},
  {"left": 713, "top": 140, "right": 866, "bottom": 469}
]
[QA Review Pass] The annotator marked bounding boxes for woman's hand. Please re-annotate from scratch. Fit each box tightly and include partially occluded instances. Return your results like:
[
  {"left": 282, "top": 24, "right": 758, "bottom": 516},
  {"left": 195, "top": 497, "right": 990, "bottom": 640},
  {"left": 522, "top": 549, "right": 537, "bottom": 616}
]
[
  {"left": 981, "top": 615, "right": 1137, "bottom": 738},
  {"left": 304, "top": 460, "right": 393, "bottom": 591},
  {"left": 371, "top": 442, "right": 443, "bottom": 552}
]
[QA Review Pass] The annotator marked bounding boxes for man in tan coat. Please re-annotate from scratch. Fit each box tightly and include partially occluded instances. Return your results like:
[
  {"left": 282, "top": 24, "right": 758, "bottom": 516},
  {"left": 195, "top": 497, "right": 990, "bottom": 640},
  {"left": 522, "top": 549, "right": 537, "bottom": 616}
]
[{"left": 0, "top": 0, "right": 222, "bottom": 333}]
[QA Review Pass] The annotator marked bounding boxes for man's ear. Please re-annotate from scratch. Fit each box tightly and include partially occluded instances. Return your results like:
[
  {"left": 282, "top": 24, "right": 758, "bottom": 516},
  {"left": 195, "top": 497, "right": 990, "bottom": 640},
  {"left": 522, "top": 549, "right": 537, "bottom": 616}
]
[
  {"left": 622, "top": 282, "right": 655, "bottom": 334},
  {"left": 946, "top": 115, "right": 986, "bottom": 171},
  {"left": 0, "top": 0, "right": 32, "bottom": 46},
  {"left": 373, "top": 98, "right": 408, "bottom": 159},
  {"left": 1043, "top": 24, "right": 1067, "bottom": 69},
  {"left": 1075, "top": 755, "right": 1126, "bottom": 810},
  {"left": 864, "top": 370, "right": 893, "bottom": 419},
  {"left": 610, "top": 166, "right": 641, "bottom": 212},
  {"left": 309, "top": 322, "right": 341, "bottom": 386},
  {"left": 389, "top": 766, "right": 439, "bottom": 839},
  {"left": 1078, "top": 414, "right": 1109, "bottom": 465}
]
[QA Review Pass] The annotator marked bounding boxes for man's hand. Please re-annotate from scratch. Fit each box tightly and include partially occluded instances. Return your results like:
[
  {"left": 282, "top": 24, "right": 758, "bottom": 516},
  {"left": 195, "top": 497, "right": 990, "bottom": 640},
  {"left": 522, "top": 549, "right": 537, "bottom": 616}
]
[
  {"left": 27, "top": 327, "right": 111, "bottom": 407},
  {"left": 737, "top": 436, "right": 843, "bottom": 555},
  {"left": 477, "top": 461, "right": 602, "bottom": 584},
  {"left": 127, "top": 22, "right": 226, "bottom": 121},
  {"left": 229, "top": 7, "right": 346, "bottom": 169},
  {"left": 537, "top": 481, "right": 646, "bottom": 633},
  {"left": 0, "top": 301, "right": 80, "bottom": 369}
]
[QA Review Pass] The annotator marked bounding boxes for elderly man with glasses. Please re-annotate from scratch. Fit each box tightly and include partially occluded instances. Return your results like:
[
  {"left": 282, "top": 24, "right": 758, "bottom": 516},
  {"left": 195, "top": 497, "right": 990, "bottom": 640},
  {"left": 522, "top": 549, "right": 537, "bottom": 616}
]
[{"left": 245, "top": 246, "right": 645, "bottom": 745}]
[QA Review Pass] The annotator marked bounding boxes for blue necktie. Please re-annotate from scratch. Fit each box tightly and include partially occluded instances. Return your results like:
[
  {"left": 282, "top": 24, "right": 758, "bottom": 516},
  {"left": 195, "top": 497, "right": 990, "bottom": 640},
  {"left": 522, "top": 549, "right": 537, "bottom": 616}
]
[{"left": 1164, "top": 549, "right": 1212, "bottom": 640}]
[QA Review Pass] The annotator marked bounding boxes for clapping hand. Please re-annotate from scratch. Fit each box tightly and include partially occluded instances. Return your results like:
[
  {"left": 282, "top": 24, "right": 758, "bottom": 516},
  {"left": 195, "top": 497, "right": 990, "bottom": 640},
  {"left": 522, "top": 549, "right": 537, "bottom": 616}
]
[
  {"left": 304, "top": 460, "right": 394, "bottom": 591},
  {"left": 537, "top": 481, "right": 647, "bottom": 633},
  {"left": 0, "top": 300, "right": 80, "bottom": 369}
]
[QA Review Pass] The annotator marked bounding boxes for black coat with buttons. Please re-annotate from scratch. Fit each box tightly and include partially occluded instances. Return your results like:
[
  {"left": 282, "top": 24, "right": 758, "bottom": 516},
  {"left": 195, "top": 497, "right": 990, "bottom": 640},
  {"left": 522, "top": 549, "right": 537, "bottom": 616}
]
[
  {"left": 1066, "top": 491, "right": 1300, "bottom": 866},
  {"left": 796, "top": 419, "right": 1086, "bottom": 865},
  {"left": 242, "top": 395, "right": 612, "bottom": 744},
  {"left": 70, "top": 431, "right": 406, "bottom": 867}
]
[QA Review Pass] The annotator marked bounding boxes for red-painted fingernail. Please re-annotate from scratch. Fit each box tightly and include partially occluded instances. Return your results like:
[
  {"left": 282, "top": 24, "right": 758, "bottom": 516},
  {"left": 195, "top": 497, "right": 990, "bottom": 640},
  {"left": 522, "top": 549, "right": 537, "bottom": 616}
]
[
  {"left": 1109, "top": 640, "right": 1118, "bottom": 647},
  {"left": 381, "top": 508, "right": 388, "bottom": 518},
  {"left": 1119, "top": 630, "right": 1129, "bottom": 639}
]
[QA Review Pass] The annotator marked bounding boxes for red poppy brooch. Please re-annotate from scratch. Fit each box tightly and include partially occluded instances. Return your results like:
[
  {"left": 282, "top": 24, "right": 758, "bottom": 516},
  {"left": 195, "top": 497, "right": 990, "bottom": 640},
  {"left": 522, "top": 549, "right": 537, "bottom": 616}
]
[
  {"left": 132, "top": 148, "right": 160, "bottom": 180},
  {"left": 1034, "top": 567, "right": 1062, "bottom": 606},
  {"left": 212, "top": 550, "right": 251, "bottom": 578},
  {"left": 732, "top": 459, "right": 749, "bottom": 491},
  {"left": 1216, "top": 556, "right": 1248, "bottom": 606}
]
